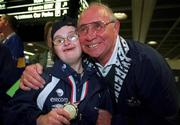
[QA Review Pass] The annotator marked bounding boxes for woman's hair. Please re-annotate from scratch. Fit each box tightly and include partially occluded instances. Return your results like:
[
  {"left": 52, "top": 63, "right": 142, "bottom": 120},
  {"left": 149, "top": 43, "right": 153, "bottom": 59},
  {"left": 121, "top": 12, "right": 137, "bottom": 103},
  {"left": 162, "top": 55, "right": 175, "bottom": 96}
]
[{"left": 44, "top": 21, "right": 54, "bottom": 42}]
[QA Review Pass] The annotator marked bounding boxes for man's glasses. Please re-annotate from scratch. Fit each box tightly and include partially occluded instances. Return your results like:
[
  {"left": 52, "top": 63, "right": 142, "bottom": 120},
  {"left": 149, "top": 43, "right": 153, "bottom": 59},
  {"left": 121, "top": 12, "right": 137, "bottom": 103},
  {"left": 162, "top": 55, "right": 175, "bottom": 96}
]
[
  {"left": 53, "top": 31, "right": 78, "bottom": 46},
  {"left": 77, "top": 20, "right": 115, "bottom": 36}
]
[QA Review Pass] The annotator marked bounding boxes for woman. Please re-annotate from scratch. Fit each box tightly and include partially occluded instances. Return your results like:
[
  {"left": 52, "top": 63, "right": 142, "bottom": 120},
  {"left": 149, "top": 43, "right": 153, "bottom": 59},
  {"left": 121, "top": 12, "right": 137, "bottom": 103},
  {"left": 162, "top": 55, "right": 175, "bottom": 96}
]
[{"left": 4, "top": 15, "right": 112, "bottom": 125}]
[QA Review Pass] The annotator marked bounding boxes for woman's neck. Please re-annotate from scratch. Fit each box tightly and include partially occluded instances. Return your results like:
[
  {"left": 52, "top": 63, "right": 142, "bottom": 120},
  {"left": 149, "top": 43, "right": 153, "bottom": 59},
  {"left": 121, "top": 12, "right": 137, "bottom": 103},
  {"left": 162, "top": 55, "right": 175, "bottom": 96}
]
[{"left": 70, "top": 59, "right": 84, "bottom": 74}]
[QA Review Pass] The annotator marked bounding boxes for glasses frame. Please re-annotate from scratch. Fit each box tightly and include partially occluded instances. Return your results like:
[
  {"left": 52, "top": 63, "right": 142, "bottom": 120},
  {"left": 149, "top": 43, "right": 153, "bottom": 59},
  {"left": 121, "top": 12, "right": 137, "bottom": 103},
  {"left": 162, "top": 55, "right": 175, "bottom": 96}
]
[
  {"left": 77, "top": 20, "right": 115, "bottom": 36},
  {"left": 52, "top": 31, "right": 78, "bottom": 46}
]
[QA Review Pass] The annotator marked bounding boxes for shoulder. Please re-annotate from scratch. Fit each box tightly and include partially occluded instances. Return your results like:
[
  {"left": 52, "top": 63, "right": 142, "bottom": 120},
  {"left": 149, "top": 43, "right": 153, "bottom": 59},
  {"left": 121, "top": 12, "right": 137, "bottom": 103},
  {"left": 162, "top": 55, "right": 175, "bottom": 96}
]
[
  {"left": 127, "top": 39, "right": 160, "bottom": 57},
  {"left": 125, "top": 39, "right": 173, "bottom": 84},
  {"left": 126, "top": 39, "right": 167, "bottom": 67},
  {"left": 9, "top": 33, "right": 23, "bottom": 44}
]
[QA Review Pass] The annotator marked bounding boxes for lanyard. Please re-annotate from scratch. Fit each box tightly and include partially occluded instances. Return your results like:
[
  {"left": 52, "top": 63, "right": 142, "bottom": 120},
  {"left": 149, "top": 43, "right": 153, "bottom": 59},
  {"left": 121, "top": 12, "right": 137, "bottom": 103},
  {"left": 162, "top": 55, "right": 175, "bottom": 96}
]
[{"left": 68, "top": 75, "right": 88, "bottom": 104}]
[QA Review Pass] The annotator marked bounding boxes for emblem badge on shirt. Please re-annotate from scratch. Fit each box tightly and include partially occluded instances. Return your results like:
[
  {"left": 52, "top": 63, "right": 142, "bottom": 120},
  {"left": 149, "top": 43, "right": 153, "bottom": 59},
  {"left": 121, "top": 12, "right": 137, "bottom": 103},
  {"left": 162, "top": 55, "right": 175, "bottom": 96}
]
[
  {"left": 56, "top": 88, "right": 64, "bottom": 97},
  {"left": 50, "top": 88, "right": 68, "bottom": 103}
]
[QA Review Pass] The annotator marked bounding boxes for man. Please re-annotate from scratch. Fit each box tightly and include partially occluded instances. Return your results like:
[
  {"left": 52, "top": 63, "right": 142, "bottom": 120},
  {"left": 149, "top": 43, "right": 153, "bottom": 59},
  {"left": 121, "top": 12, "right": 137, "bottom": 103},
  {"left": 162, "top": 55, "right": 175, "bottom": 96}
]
[
  {"left": 20, "top": 2, "right": 179, "bottom": 125},
  {"left": 0, "top": 45, "right": 19, "bottom": 124},
  {"left": 0, "top": 14, "right": 25, "bottom": 77}
]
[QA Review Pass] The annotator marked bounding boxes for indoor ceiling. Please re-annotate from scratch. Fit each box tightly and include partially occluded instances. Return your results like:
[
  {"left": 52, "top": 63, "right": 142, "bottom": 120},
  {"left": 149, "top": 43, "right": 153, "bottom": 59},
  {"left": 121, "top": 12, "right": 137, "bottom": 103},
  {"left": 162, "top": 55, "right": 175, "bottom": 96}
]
[
  {"left": 102, "top": 0, "right": 180, "bottom": 59},
  {"left": 3, "top": 0, "right": 180, "bottom": 59}
]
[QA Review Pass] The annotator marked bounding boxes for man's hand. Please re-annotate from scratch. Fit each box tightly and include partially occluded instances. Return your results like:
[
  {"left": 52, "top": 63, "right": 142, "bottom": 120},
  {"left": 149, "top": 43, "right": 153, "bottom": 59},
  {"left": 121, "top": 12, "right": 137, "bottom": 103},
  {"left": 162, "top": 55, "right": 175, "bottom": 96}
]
[
  {"left": 20, "top": 63, "right": 45, "bottom": 90},
  {"left": 96, "top": 109, "right": 112, "bottom": 125},
  {"left": 37, "top": 108, "right": 71, "bottom": 125}
]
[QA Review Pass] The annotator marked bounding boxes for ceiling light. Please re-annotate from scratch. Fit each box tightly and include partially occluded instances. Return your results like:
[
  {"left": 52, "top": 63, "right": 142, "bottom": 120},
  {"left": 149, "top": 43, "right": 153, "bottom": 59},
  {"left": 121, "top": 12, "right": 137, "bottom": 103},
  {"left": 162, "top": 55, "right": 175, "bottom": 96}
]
[
  {"left": 25, "top": 55, "right": 30, "bottom": 60},
  {"left": 24, "top": 51, "right": 35, "bottom": 56},
  {"left": 165, "top": 58, "right": 169, "bottom": 60},
  {"left": 147, "top": 41, "right": 157, "bottom": 45},
  {"left": 27, "top": 43, "right": 34, "bottom": 46},
  {"left": 34, "top": 48, "right": 38, "bottom": 51},
  {"left": 114, "top": 12, "right": 127, "bottom": 20}
]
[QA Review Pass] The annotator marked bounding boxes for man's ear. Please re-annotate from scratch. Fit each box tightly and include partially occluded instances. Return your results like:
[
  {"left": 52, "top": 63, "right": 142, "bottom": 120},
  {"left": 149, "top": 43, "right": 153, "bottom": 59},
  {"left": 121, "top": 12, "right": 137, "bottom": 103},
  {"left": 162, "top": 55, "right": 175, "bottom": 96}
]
[{"left": 114, "top": 20, "right": 120, "bottom": 33}]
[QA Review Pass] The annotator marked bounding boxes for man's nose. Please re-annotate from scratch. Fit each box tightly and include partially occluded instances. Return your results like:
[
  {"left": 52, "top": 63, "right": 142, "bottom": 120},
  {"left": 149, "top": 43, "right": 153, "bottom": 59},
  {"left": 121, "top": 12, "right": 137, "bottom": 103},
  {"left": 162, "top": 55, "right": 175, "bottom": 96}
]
[{"left": 86, "top": 26, "right": 96, "bottom": 40}]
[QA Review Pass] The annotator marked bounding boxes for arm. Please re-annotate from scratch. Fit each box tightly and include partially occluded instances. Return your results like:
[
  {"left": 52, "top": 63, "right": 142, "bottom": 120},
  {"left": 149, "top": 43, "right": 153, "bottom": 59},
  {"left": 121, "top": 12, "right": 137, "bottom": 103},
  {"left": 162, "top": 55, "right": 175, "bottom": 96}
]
[
  {"left": 3, "top": 89, "right": 42, "bottom": 125},
  {"left": 135, "top": 47, "right": 179, "bottom": 117},
  {"left": 20, "top": 63, "right": 45, "bottom": 90},
  {"left": 4, "top": 89, "right": 71, "bottom": 125}
]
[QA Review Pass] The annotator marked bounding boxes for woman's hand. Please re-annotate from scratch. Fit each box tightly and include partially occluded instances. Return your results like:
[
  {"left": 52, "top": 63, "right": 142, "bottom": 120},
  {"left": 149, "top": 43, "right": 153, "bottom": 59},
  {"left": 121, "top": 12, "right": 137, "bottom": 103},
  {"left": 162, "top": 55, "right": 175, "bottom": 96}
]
[{"left": 37, "top": 108, "right": 71, "bottom": 125}]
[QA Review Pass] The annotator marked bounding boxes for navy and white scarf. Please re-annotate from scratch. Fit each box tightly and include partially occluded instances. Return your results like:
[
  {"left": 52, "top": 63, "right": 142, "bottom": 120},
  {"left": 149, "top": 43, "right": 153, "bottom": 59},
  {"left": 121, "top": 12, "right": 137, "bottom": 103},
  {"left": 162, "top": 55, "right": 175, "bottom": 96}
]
[{"left": 84, "top": 36, "right": 132, "bottom": 103}]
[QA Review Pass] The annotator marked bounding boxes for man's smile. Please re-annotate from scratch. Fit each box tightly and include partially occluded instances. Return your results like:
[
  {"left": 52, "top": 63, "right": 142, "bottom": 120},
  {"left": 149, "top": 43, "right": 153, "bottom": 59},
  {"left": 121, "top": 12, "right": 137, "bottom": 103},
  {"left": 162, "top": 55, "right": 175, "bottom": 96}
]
[{"left": 88, "top": 44, "right": 98, "bottom": 48}]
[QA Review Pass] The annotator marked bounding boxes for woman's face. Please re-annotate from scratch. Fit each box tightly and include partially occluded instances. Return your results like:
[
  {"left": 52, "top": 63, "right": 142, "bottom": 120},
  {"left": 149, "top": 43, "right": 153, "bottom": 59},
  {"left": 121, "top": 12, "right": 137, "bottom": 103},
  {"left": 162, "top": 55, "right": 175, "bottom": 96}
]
[{"left": 53, "top": 26, "right": 82, "bottom": 65}]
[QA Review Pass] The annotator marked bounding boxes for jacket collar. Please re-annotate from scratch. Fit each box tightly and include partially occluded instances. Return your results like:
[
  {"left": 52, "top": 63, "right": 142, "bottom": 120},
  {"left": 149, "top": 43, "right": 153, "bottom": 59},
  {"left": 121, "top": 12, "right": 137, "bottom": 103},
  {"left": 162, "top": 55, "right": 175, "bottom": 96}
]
[{"left": 50, "top": 59, "right": 96, "bottom": 80}]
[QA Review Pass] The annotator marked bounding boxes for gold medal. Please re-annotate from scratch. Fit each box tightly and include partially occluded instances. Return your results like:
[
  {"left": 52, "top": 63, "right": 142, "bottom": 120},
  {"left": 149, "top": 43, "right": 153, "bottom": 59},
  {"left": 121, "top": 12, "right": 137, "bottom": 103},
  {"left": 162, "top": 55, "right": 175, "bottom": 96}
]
[{"left": 63, "top": 103, "right": 78, "bottom": 120}]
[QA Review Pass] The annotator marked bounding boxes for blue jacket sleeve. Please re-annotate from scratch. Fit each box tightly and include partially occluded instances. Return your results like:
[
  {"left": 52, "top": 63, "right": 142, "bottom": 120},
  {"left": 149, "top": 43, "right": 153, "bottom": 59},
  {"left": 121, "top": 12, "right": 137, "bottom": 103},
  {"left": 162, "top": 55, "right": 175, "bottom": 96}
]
[
  {"left": 3, "top": 89, "right": 42, "bottom": 125},
  {"left": 134, "top": 44, "right": 179, "bottom": 117}
]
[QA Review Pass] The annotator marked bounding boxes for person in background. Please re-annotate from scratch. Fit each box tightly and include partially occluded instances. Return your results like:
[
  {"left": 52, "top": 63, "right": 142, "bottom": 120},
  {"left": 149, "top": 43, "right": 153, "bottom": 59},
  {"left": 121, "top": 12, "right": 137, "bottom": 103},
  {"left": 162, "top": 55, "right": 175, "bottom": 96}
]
[
  {"left": 19, "top": 2, "right": 180, "bottom": 125},
  {"left": 0, "top": 32, "right": 4, "bottom": 43},
  {"left": 0, "top": 14, "right": 25, "bottom": 77},
  {"left": 0, "top": 45, "right": 19, "bottom": 124},
  {"left": 4, "top": 15, "right": 112, "bottom": 125},
  {"left": 30, "top": 21, "right": 54, "bottom": 67}
]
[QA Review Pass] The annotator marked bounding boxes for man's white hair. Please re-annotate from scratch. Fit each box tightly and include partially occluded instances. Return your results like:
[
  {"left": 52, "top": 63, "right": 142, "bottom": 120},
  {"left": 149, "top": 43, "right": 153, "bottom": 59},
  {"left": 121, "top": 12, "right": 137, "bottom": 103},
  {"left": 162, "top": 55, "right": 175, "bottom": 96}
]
[{"left": 78, "top": 2, "right": 117, "bottom": 24}]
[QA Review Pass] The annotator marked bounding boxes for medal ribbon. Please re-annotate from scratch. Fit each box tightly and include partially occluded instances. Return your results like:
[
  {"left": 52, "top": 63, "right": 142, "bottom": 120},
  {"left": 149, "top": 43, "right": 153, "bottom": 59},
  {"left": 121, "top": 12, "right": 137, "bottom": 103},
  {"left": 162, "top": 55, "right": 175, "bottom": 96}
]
[{"left": 68, "top": 75, "right": 88, "bottom": 103}]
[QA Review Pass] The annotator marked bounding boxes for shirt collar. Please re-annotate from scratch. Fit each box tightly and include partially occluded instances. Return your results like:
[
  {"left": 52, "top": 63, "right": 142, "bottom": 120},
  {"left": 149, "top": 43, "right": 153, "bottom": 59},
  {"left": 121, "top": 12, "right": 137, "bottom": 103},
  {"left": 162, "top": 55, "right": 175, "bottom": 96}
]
[
  {"left": 96, "top": 35, "right": 121, "bottom": 68},
  {"left": 7, "top": 32, "right": 16, "bottom": 39},
  {"left": 2, "top": 32, "right": 16, "bottom": 44}
]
